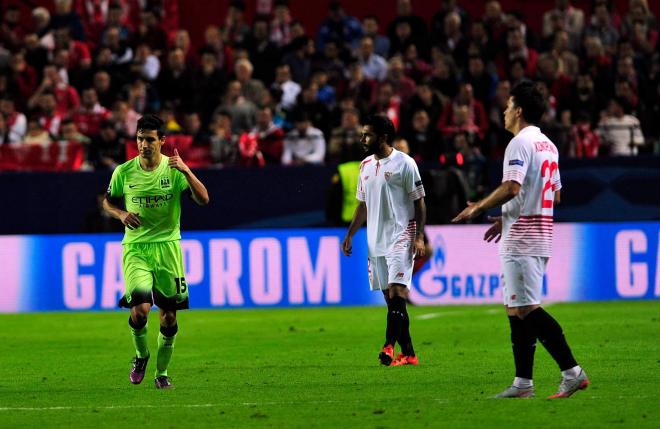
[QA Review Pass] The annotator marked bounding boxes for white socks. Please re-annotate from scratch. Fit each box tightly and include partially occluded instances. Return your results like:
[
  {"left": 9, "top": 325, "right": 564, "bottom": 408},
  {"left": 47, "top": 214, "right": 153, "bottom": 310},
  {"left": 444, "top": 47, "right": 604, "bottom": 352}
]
[
  {"left": 561, "top": 365, "right": 582, "bottom": 379},
  {"left": 513, "top": 377, "right": 533, "bottom": 388}
]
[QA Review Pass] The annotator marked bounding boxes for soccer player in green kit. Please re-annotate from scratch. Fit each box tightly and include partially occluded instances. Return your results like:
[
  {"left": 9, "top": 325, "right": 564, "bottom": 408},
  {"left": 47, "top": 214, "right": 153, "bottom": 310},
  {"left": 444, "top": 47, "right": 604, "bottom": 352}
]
[{"left": 103, "top": 114, "right": 209, "bottom": 389}]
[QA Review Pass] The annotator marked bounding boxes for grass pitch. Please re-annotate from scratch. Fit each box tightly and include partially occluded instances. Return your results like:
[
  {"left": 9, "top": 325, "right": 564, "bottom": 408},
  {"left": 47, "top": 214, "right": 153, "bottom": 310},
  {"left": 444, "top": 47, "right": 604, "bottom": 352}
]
[{"left": 1, "top": 301, "right": 659, "bottom": 428}]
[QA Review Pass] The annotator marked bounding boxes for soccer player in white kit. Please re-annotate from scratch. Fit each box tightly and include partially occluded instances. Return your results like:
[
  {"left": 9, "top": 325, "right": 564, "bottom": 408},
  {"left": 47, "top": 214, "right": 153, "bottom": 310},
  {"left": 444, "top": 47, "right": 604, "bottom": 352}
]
[
  {"left": 452, "top": 82, "right": 589, "bottom": 398},
  {"left": 342, "top": 115, "right": 427, "bottom": 367}
]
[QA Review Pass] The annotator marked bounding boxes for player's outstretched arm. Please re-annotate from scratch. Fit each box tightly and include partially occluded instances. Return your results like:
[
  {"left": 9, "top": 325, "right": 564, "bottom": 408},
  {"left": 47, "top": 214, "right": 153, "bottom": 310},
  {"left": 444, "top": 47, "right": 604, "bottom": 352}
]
[
  {"left": 413, "top": 197, "right": 426, "bottom": 257},
  {"left": 342, "top": 201, "right": 367, "bottom": 256},
  {"left": 169, "top": 149, "right": 210, "bottom": 206},
  {"left": 102, "top": 198, "right": 141, "bottom": 229},
  {"left": 451, "top": 181, "right": 520, "bottom": 223}
]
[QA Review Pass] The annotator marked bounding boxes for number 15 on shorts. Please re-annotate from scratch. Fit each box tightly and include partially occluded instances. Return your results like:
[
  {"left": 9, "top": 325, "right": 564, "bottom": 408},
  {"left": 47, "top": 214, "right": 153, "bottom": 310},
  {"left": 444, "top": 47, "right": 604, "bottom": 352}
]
[{"left": 174, "top": 277, "right": 187, "bottom": 294}]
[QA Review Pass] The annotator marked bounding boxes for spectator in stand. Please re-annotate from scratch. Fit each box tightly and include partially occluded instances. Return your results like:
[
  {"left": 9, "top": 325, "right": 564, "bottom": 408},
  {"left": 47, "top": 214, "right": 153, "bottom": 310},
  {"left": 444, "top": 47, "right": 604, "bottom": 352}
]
[
  {"left": 615, "top": 55, "right": 639, "bottom": 91},
  {"left": 234, "top": 58, "right": 266, "bottom": 106},
  {"left": 183, "top": 112, "right": 209, "bottom": 146},
  {"left": 449, "top": 131, "right": 487, "bottom": 201},
  {"left": 362, "top": 15, "right": 389, "bottom": 58},
  {"left": 482, "top": 0, "right": 508, "bottom": 45},
  {"left": 545, "top": 30, "right": 579, "bottom": 79},
  {"left": 401, "top": 81, "right": 443, "bottom": 134},
  {"left": 598, "top": 96, "right": 645, "bottom": 155},
  {"left": 486, "top": 79, "right": 512, "bottom": 157},
  {"left": 283, "top": 35, "right": 313, "bottom": 84},
  {"left": 209, "top": 110, "right": 238, "bottom": 165},
  {"left": 0, "top": 113, "right": 11, "bottom": 145},
  {"left": 130, "top": 43, "right": 160, "bottom": 81},
  {"left": 36, "top": 91, "right": 64, "bottom": 137},
  {"left": 58, "top": 118, "right": 90, "bottom": 145},
  {"left": 102, "top": 26, "right": 133, "bottom": 66},
  {"left": 468, "top": 20, "right": 497, "bottom": 62},
  {"left": 24, "top": 116, "right": 52, "bottom": 145},
  {"left": 89, "top": 119, "right": 125, "bottom": 169},
  {"left": 111, "top": 99, "right": 139, "bottom": 136},
  {"left": 250, "top": 105, "right": 285, "bottom": 165},
  {"left": 358, "top": 36, "right": 388, "bottom": 82},
  {"left": 9, "top": 52, "right": 37, "bottom": 110},
  {"left": 403, "top": 109, "right": 444, "bottom": 161},
  {"left": 270, "top": 0, "right": 293, "bottom": 48},
  {"left": 72, "top": 87, "right": 111, "bottom": 138},
  {"left": 28, "top": 65, "right": 80, "bottom": 115},
  {"left": 157, "top": 48, "right": 195, "bottom": 111},
  {"left": 1, "top": 5, "right": 26, "bottom": 52},
  {"left": 134, "top": 8, "right": 167, "bottom": 54},
  {"left": 369, "top": 81, "right": 401, "bottom": 130},
  {"left": 271, "top": 63, "right": 301, "bottom": 111},
  {"left": 316, "top": 1, "right": 362, "bottom": 53},
  {"left": 245, "top": 16, "right": 281, "bottom": 85},
  {"left": 312, "top": 39, "right": 345, "bottom": 88},
  {"left": 463, "top": 55, "right": 498, "bottom": 106},
  {"left": 200, "top": 25, "right": 234, "bottom": 77},
  {"left": 31, "top": 7, "right": 54, "bottom": 52},
  {"left": 193, "top": 48, "right": 225, "bottom": 125},
  {"left": 431, "top": 0, "right": 470, "bottom": 46},
  {"left": 93, "top": 70, "right": 115, "bottom": 109},
  {"left": 0, "top": 96, "right": 27, "bottom": 143},
  {"left": 223, "top": 0, "right": 251, "bottom": 47},
  {"left": 386, "top": 0, "right": 428, "bottom": 58},
  {"left": 216, "top": 80, "right": 256, "bottom": 133},
  {"left": 126, "top": 77, "right": 158, "bottom": 114},
  {"left": 536, "top": 54, "right": 572, "bottom": 105},
  {"left": 173, "top": 29, "right": 197, "bottom": 67},
  {"left": 99, "top": 3, "right": 131, "bottom": 44},
  {"left": 282, "top": 110, "right": 326, "bottom": 165},
  {"left": 438, "top": 82, "right": 488, "bottom": 141},
  {"left": 51, "top": 0, "right": 85, "bottom": 41},
  {"left": 429, "top": 54, "right": 459, "bottom": 99},
  {"left": 385, "top": 56, "right": 416, "bottom": 103},
  {"left": 622, "top": 0, "right": 658, "bottom": 54},
  {"left": 543, "top": 0, "right": 585, "bottom": 44},
  {"left": 282, "top": 20, "right": 307, "bottom": 54},
  {"left": 296, "top": 81, "right": 331, "bottom": 136},
  {"left": 24, "top": 33, "right": 50, "bottom": 77},
  {"left": 571, "top": 112, "right": 600, "bottom": 157},
  {"left": 327, "top": 107, "right": 361, "bottom": 164},
  {"left": 402, "top": 43, "right": 432, "bottom": 83},
  {"left": 338, "top": 62, "right": 376, "bottom": 115},
  {"left": 496, "top": 27, "right": 538, "bottom": 78},
  {"left": 435, "top": 11, "right": 470, "bottom": 68},
  {"left": 53, "top": 26, "right": 92, "bottom": 71},
  {"left": 585, "top": 1, "right": 620, "bottom": 56},
  {"left": 393, "top": 136, "right": 410, "bottom": 154}
]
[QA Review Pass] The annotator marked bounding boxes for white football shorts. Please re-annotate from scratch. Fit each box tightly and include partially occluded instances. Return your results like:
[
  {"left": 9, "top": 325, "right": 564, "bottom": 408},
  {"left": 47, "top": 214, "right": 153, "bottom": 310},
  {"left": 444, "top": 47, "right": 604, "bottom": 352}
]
[
  {"left": 368, "top": 249, "right": 414, "bottom": 291},
  {"left": 500, "top": 254, "right": 548, "bottom": 307}
]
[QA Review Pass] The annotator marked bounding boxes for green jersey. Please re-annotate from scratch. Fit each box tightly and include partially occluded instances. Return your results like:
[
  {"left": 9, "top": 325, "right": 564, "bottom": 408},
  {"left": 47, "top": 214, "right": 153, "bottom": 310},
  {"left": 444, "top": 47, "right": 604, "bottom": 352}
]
[{"left": 107, "top": 155, "right": 190, "bottom": 244}]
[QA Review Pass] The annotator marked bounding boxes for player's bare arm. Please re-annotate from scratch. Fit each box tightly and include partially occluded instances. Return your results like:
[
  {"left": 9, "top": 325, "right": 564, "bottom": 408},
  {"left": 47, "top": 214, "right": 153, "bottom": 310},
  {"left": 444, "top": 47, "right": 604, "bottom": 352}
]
[
  {"left": 451, "top": 181, "right": 521, "bottom": 223},
  {"left": 554, "top": 190, "right": 561, "bottom": 205},
  {"left": 483, "top": 216, "right": 502, "bottom": 243},
  {"left": 342, "top": 201, "right": 367, "bottom": 256},
  {"left": 168, "top": 148, "right": 210, "bottom": 206},
  {"left": 102, "top": 197, "right": 141, "bottom": 229},
  {"left": 413, "top": 197, "right": 426, "bottom": 257}
]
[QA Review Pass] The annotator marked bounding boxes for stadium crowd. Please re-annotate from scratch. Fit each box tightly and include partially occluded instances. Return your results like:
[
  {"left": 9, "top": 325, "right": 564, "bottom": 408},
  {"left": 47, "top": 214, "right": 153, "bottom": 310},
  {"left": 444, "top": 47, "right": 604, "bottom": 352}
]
[{"left": 0, "top": 0, "right": 657, "bottom": 173}]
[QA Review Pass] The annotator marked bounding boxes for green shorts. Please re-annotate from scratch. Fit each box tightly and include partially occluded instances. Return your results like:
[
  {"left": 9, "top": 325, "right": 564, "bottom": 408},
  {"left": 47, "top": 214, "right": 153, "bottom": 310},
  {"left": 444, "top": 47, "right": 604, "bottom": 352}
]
[{"left": 119, "top": 241, "right": 189, "bottom": 311}]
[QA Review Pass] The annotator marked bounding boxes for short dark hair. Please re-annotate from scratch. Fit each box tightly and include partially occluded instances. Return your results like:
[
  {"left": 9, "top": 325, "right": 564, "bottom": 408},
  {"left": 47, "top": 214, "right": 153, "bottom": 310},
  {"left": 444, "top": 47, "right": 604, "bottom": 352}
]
[
  {"left": 364, "top": 115, "right": 396, "bottom": 145},
  {"left": 136, "top": 114, "right": 166, "bottom": 138},
  {"left": 510, "top": 81, "right": 546, "bottom": 125}
]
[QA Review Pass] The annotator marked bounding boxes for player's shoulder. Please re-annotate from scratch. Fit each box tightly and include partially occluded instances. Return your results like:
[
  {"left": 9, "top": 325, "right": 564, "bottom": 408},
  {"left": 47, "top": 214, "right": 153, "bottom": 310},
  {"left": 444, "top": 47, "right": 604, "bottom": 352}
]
[
  {"left": 113, "top": 157, "right": 137, "bottom": 175},
  {"left": 360, "top": 155, "right": 375, "bottom": 168}
]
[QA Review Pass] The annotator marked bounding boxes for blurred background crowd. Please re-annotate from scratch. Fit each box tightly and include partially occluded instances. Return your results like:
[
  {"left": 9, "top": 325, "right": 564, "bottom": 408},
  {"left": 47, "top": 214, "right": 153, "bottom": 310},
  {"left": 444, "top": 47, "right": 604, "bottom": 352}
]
[{"left": 0, "top": 0, "right": 657, "bottom": 174}]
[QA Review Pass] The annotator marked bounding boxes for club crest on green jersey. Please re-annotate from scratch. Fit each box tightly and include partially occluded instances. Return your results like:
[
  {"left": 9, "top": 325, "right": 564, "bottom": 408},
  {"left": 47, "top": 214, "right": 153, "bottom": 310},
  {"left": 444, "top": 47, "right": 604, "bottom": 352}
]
[{"left": 160, "top": 177, "right": 171, "bottom": 189}]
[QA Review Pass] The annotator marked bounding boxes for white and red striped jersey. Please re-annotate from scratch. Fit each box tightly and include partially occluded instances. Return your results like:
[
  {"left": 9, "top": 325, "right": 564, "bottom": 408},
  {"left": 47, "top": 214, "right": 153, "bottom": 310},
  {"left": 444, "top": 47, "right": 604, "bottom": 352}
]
[
  {"left": 357, "top": 148, "right": 425, "bottom": 257},
  {"left": 500, "top": 126, "right": 561, "bottom": 257}
]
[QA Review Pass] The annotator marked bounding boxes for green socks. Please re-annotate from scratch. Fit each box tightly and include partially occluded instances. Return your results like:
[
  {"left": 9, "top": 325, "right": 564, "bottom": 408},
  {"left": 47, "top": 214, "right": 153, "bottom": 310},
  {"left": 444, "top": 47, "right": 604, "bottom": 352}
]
[
  {"left": 156, "top": 324, "right": 178, "bottom": 377},
  {"left": 129, "top": 317, "right": 149, "bottom": 359}
]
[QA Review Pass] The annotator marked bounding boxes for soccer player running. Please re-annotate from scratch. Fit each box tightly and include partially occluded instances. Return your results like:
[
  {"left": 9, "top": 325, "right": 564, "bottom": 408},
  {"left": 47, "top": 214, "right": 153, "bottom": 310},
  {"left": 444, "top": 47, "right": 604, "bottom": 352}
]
[
  {"left": 103, "top": 114, "right": 209, "bottom": 389},
  {"left": 452, "top": 82, "right": 588, "bottom": 398},
  {"left": 342, "top": 115, "right": 426, "bottom": 366}
]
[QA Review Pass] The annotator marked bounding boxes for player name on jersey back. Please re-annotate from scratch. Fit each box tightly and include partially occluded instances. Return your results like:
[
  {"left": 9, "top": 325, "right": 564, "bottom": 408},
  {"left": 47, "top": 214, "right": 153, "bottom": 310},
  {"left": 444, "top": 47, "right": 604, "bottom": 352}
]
[{"left": 500, "top": 126, "right": 561, "bottom": 257}]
